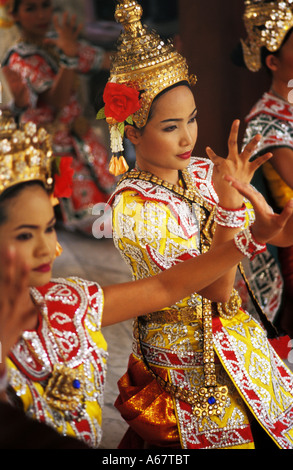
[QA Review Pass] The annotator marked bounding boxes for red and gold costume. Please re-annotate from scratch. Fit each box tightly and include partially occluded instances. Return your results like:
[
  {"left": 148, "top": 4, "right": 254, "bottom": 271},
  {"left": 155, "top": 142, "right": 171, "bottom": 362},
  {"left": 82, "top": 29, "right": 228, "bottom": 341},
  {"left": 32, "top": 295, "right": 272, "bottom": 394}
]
[
  {"left": 2, "top": 39, "right": 115, "bottom": 233},
  {"left": 243, "top": 91, "right": 293, "bottom": 210},
  {"left": 240, "top": 1, "right": 293, "bottom": 337},
  {"left": 110, "top": 158, "right": 293, "bottom": 449},
  {"left": 7, "top": 277, "right": 107, "bottom": 448},
  {"left": 244, "top": 92, "right": 293, "bottom": 337}
]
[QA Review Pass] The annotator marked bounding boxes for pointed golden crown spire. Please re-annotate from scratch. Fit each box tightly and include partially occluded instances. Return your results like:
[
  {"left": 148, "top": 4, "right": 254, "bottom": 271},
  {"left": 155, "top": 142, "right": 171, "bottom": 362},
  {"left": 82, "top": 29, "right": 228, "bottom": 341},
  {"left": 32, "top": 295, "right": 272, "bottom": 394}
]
[
  {"left": 110, "top": 0, "right": 196, "bottom": 128},
  {"left": 98, "top": 0, "right": 196, "bottom": 176}
]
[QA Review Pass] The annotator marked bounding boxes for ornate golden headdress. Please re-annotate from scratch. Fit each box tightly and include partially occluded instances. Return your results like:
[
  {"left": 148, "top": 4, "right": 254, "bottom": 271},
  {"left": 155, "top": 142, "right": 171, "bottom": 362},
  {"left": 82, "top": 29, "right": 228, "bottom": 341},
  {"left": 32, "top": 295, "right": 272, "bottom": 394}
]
[
  {"left": 97, "top": 0, "right": 196, "bottom": 176},
  {"left": 241, "top": 0, "right": 293, "bottom": 72},
  {"left": 0, "top": 110, "right": 54, "bottom": 196}
]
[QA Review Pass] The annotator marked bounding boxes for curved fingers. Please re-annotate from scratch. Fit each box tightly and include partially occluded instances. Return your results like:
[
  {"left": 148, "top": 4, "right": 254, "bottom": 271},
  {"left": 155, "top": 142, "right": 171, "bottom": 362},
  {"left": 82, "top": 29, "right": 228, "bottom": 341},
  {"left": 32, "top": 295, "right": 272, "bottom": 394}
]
[
  {"left": 240, "top": 134, "right": 261, "bottom": 161},
  {"left": 250, "top": 152, "right": 272, "bottom": 171},
  {"left": 205, "top": 146, "right": 220, "bottom": 164},
  {"left": 272, "top": 199, "right": 293, "bottom": 228},
  {"left": 224, "top": 176, "right": 268, "bottom": 211}
]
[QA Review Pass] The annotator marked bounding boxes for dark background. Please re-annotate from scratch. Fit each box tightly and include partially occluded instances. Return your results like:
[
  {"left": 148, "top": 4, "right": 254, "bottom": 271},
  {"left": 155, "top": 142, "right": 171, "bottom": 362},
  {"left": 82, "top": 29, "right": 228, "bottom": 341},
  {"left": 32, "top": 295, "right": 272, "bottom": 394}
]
[{"left": 178, "top": 0, "right": 271, "bottom": 156}]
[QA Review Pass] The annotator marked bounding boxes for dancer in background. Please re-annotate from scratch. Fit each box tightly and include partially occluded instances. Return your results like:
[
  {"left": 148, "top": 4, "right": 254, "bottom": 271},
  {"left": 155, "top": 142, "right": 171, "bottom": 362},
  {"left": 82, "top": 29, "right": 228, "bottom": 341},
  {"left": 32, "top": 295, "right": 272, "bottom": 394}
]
[
  {"left": 1, "top": 0, "right": 115, "bottom": 234},
  {"left": 103, "top": 0, "right": 293, "bottom": 449},
  {"left": 235, "top": 0, "right": 293, "bottom": 337}
]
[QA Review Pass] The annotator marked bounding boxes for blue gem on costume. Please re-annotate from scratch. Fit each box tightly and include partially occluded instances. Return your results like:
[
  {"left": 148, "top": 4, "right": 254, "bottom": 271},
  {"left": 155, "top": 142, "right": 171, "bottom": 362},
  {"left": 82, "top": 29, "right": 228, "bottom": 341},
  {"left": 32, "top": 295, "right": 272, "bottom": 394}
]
[
  {"left": 208, "top": 396, "right": 216, "bottom": 405},
  {"left": 73, "top": 379, "right": 81, "bottom": 389}
]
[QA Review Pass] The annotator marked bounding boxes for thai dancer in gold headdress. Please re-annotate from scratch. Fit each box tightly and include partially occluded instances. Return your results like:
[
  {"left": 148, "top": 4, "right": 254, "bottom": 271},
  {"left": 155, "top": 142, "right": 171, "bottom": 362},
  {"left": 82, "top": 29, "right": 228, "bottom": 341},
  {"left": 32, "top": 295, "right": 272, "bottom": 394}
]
[
  {"left": 1, "top": 110, "right": 287, "bottom": 447},
  {"left": 100, "top": 0, "right": 293, "bottom": 449},
  {"left": 235, "top": 0, "right": 293, "bottom": 338}
]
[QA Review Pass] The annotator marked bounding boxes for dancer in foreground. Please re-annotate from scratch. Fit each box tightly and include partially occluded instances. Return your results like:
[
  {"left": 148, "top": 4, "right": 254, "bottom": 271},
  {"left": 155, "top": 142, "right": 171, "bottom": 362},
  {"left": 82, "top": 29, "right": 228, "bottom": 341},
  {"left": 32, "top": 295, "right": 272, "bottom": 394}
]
[{"left": 101, "top": 0, "right": 293, "bottom": 449}]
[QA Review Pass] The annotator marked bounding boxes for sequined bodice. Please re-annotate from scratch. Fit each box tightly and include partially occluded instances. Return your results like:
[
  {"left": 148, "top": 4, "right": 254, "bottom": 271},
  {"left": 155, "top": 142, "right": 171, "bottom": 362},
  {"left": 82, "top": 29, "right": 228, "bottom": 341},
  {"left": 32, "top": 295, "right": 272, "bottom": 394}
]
[
  {"left": 243, "top": 92, "right": 293, "bottom": 208},
  {"left": 7, "top": 277, "right": 107, "bottom": 448}
]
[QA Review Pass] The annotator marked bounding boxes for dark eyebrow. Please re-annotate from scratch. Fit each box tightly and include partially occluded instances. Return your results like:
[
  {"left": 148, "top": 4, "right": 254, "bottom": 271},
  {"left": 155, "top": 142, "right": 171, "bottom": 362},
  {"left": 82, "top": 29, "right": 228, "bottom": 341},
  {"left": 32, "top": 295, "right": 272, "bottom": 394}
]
[
  {"left": 160, "top": 107, "right": 197, "bottom": 123},
  {"left": 14, "top": 216, "right": 56, "bottom": 231}
]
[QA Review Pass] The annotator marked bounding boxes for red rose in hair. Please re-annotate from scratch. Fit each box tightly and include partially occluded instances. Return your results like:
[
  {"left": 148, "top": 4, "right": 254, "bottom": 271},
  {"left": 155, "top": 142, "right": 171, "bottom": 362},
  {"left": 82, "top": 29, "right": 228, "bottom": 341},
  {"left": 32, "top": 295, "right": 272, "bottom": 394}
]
[
  {"left": 103, "top": 82, "right": 140, "bottom": 123},
  {"left": 53, "top": 157, "right": 74, "bottom": 198}
]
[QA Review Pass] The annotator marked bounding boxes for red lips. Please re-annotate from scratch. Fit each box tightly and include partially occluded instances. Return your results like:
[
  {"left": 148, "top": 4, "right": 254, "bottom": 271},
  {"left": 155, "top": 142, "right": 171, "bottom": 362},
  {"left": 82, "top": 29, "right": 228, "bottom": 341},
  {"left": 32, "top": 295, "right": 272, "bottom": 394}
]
[
  {"left": 177, "top": 151, "right": 192, "bottom": 160},
  {"left": 33, "top": 263, "right": 51, "bottom": 273}
]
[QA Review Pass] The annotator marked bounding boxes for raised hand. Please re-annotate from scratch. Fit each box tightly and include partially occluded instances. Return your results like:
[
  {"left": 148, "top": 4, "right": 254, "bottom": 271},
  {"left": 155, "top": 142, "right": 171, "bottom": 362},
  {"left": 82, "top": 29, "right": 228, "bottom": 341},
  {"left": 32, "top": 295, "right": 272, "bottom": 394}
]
[
  {"left": 225, "top": 175, "right": 293, "bottom": 245},
  {"left": 2, "top": 66, "right": 30, "bottom": 109},
  {"left": 0, "top": 247, "right": 37, "bottom": 374},
  {"left": 207, "top": 120, "right": 272, "bottom": 209},
  {"left": 44, "top": 12, "right": 83, "bottom": 57}
]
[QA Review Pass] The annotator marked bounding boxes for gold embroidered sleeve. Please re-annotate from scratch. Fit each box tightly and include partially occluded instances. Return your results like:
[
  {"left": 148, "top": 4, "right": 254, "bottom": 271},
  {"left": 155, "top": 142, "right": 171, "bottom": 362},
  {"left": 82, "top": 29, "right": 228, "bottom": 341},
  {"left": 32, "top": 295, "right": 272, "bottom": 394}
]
[{"left": 112, "top": 190, "right": 200, "bottom": 280}]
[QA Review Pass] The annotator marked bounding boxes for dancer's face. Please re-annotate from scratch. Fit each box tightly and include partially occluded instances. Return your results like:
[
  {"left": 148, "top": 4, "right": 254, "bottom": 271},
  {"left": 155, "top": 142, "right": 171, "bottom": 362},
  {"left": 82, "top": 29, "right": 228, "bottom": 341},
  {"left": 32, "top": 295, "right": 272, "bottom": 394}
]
[
  {"left": 0, "top": 184, "right": 57, "bottom": 287},
  {"left": 13, "top": 0, "right": 53, "bottom": 40},
  {"left": 127, "top": 85, "right": 198, "bottom": 184}
]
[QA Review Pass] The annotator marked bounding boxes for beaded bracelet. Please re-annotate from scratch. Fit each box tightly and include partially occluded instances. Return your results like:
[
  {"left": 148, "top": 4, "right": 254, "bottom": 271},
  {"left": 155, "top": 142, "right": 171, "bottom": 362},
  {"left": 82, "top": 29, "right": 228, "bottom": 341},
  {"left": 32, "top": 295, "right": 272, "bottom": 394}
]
[
  {"left": 215, "top": 204, "right": 246, "bottom": 228},
  {"left": 59, "top": 53, "right": 79, "bottom": 69},
  {"left": 0, "top": 368, "right": 8, "bottom": 394},
  {"left": 234, "top": 227, "right": 266, "bottom": 260}
]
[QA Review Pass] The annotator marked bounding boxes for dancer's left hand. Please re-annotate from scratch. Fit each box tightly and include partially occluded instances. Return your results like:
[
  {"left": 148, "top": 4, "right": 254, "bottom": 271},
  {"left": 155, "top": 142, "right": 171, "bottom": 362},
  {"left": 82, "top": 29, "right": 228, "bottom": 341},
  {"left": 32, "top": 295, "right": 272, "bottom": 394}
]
[
  {"left": 45, "top": 12, "right": 83, "bottom": 58},
  {"left": 207, "top": 119, "right": 271, "bottom": 209}
]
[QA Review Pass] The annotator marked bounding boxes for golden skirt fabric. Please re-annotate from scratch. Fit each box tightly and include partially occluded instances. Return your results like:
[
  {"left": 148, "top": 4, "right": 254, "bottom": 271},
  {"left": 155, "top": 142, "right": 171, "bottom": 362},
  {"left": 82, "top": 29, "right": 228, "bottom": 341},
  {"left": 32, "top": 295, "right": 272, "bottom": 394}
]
[
  {"left": 115, "top": 354, "right": 181, "bottom": 448},
  {"left": 115, "top": 352, "right": 255, "bottom": 449},
  {"left": 115, "top": 309, "right": 293, "bottom": 449}
]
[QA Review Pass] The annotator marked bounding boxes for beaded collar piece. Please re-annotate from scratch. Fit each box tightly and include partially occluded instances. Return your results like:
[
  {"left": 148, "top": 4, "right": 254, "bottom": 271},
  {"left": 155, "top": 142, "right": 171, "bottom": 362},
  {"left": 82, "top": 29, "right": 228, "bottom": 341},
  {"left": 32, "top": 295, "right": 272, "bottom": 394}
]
[{"left": 117, "top": 167, "right": 214, "bottom": 211}]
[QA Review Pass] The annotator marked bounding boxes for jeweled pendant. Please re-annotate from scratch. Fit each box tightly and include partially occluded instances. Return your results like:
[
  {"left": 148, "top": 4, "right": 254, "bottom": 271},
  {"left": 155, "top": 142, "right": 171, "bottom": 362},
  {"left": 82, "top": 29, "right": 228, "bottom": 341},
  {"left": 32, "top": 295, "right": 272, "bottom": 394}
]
[
  {"left": 44, "top": 364, "right": 85, "bottom": 414},
  {"left": 193, "top": 385, "right": 228, "bottom": 418}
]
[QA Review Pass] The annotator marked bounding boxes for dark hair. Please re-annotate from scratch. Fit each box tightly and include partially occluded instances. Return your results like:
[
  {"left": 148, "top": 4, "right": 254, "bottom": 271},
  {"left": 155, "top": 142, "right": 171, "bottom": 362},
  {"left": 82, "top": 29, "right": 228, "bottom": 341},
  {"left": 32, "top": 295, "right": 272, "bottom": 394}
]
[
  {"left": 10, "top": 0, "right": 22, "bottom": 14},
  {"left": 0, "top": 181, "right": 47, "bottom": 225},
  {"left": 11, "top": 0, "right": 52, "bottom": 15}
]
